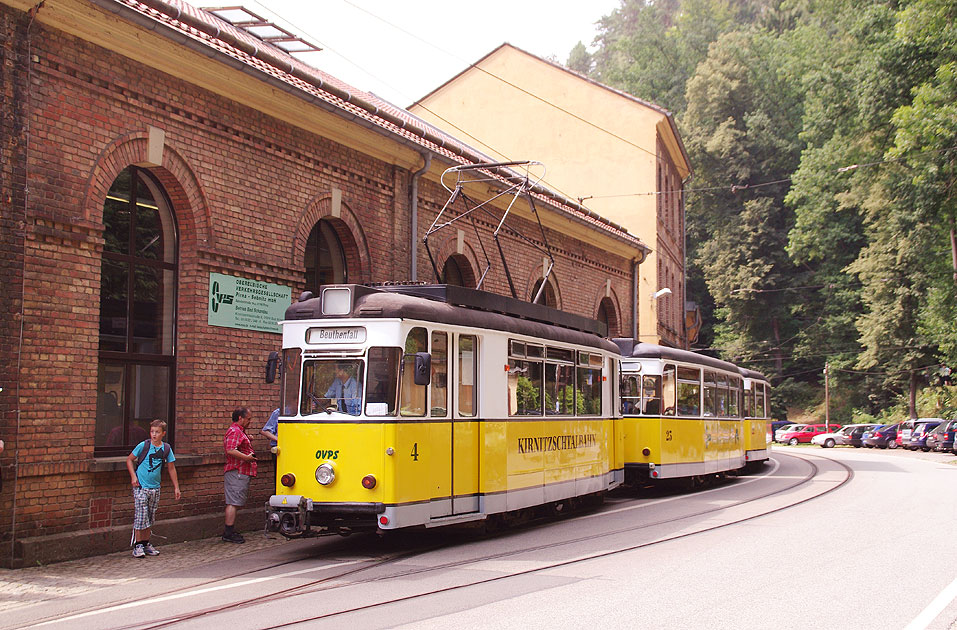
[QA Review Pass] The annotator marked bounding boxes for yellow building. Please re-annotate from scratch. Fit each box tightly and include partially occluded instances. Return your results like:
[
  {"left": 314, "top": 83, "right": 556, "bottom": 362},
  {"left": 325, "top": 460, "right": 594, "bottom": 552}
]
[{"left": 410, "top": 44, "right": 692, "bottom": 348}]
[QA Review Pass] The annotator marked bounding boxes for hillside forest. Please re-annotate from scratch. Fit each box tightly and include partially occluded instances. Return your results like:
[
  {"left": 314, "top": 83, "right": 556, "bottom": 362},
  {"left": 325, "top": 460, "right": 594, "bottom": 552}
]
[{"left": 567, "top": 0, "right": 957, "bottom": 421}]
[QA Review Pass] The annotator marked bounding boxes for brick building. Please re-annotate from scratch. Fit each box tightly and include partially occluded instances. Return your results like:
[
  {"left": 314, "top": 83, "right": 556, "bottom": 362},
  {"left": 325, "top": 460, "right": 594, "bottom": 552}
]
[{"left": 0, "top": 0, "right": 649, "bottom": 567}]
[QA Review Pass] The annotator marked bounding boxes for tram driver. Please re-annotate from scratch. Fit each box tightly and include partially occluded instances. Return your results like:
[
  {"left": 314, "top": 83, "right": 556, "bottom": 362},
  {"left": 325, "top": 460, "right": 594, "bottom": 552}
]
[{"left": 322, "top": 363, "right": 362, "bottom": 415}]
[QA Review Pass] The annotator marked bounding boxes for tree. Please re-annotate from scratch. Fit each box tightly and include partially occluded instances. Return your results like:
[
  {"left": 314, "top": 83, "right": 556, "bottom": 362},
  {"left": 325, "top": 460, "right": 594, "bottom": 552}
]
[
  {"left": 566, "top": 41, "right": 593, "bottom": 74},
  {"left": 682, "top": 29, "right": 804, "bottom": 378}
]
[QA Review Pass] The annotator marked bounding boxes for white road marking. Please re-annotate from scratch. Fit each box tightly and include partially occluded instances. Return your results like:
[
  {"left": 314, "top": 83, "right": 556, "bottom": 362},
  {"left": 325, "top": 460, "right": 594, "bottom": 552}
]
[
  {"left": 904, "top": 575, "right": 957, "bottom": 630},
  {"left": 28, "top": 558, "right": 367, "bottom": 628}
]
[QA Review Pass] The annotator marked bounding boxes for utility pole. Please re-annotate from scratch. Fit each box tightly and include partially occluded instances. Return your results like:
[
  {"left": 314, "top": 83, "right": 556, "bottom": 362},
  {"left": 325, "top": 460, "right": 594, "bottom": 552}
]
[{"left": 824, "top": 363, "right": 830, "bottom": 430}]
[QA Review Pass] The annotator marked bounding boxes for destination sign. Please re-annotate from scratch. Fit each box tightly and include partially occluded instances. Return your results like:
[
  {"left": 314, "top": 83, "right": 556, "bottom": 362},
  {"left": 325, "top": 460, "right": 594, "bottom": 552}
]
[{"left": 306, "top": 326, "right": 367, "bottom": 344}]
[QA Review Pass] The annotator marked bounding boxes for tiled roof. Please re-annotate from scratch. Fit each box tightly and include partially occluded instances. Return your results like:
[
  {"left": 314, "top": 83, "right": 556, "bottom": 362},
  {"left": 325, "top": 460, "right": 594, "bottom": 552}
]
[{"left": 114, "top": 0, "right": 646, "bottom": 250}]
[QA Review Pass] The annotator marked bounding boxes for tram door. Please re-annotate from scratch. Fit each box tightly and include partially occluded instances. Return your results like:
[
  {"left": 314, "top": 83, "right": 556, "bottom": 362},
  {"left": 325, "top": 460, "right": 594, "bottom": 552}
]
[
  {"left": 452, "top": 334, "right": 479, "bottom": 514},
  {"left": 426, "top": 332, "right": 479, "bottom": 518}
]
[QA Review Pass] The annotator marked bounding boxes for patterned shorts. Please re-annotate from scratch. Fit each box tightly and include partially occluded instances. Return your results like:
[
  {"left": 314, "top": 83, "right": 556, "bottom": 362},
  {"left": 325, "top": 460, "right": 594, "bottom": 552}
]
[{"left": 133, "top": 486, "right": 161, "bottom": 530}]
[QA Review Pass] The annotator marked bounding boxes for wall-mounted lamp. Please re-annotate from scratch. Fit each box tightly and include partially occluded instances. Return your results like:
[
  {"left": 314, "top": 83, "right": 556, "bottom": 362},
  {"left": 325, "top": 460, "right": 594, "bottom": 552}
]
[{"left": 650, "top": 288, "right": 672, "bottom": 300}]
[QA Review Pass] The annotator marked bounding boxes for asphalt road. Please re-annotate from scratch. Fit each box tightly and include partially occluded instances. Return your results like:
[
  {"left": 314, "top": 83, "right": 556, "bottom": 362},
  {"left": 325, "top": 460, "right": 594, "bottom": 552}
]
[{"left": 4, "top": 445, "right": 957, "bottom": 630}]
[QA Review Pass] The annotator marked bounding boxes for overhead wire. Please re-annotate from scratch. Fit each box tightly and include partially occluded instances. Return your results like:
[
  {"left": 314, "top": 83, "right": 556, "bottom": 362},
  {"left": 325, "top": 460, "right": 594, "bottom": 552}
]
[
  {"left": 236, "top": 0, "right": 595, "bottom": 206},
  {"left": 210, "top": 3, "right": 957, "bottom": 206}
]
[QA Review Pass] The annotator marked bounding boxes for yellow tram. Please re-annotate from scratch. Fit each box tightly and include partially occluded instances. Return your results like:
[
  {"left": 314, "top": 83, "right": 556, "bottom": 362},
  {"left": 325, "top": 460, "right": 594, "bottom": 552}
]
[
  {"left": 614, "top": 341, "right": 770, "bottom": 484},
  {"left": 266, "top": 283, "right": 623, "bottom": 536}
]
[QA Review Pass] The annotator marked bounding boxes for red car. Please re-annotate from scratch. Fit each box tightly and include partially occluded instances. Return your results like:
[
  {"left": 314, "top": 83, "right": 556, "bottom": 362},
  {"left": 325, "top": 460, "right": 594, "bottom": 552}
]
[{"left": 780, "top": 423, "right": 839, "bottom": 445}]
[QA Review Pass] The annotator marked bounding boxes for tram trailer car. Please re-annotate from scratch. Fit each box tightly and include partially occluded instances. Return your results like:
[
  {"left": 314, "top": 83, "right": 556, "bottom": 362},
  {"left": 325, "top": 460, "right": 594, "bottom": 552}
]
[
  {"left": 265, "top": 284, "right": 624, "bottom": 537},
  {"left": 613, "top": 340, "right": 771, "bottom": 486}
]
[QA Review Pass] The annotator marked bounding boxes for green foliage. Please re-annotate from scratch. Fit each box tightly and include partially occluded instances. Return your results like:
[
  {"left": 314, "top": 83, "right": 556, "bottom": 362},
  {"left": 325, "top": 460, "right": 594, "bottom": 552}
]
[
  {"left": 582, "top": 0, "right": 957, "bottom": 417},
  {"left": 515, "top": 376, "right": 540, "bottom": 414},
  {"left": 566, "top": 41, "right": 593, "bottom": 74}
]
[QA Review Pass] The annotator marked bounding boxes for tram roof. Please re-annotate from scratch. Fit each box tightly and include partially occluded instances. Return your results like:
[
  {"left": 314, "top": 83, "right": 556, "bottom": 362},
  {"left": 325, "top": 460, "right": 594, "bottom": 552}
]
[
  {"left": 613, "top": 339, "right": 768, "bottom": 381},
  {"left": 286, "top": 284, "right": 621, "bottom": 354}
]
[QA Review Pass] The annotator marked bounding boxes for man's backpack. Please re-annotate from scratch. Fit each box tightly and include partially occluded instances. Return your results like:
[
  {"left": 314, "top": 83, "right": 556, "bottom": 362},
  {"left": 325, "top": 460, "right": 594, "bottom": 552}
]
[{"left": 135, "top": 440, "right": 170, "bottom": 472}]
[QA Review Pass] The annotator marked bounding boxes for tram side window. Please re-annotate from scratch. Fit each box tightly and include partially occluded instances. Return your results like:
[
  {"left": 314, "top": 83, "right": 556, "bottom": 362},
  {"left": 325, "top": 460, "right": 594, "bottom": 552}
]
[
  {"left": 703, "top": 370, "right": 717, "bottom": 417},
  {"left": 545, "top": 362, "right": 575, "bottom": 415},
  {"left": 662, "top": 364, "right": 677, "bottom": 416},
  {"left": 729, "top": 378, "right": 741, "bottom": 417},
  {"left": 576, "top": 352, "right": 602, "bottom": 416},
  {"left": 401, "top": 327, "right": 428, "bottom": 417},
  {"left": 458, "top": 335, "right": 476, "bottom": 417},
  {"left": 281, "top": 348, "right": 302, "bottom": 416},
  {"left": 716, "top": 374, "right": 729, "bottom": 417},
  {"left": 508, "top": 341, "right": 542, "bottom": 416},
  {"left": 366, "top": 347, "right": 400, "bottom": 417},
  {"left": 431, "top": 332, "right": 448, "bottom": 417},
  {"left": 508, "top": 359, "right": 542, "bottom": 415},
  {"left": 676, "top": 366, "right": 701, "bottom": 417},
  {"left": 642, "top": 375, "right": 662, "bottom": 415},
  {"left": 755, "top": 383, "right": 766, "bottom": 418},
  {"left": 744, "top": 386, "right": 754, "bottom": 418},
  {"left": 621, "top": 374, "right": 640, "bottom": 415}
]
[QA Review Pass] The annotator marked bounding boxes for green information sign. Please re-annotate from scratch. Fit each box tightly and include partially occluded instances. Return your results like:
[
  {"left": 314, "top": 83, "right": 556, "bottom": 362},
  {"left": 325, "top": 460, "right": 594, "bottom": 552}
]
[{"left": 208, "top": 272, "right": 291, "bottom": 334}]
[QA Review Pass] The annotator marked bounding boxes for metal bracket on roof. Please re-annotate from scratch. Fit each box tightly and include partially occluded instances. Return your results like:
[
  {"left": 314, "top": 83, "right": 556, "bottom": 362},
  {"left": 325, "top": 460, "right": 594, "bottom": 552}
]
[
  {"left": 202, "top": 6, "right": 322, "bottom": 54},
  {"left": 424, "top": 161, "right": 555, "bottom": 302}
]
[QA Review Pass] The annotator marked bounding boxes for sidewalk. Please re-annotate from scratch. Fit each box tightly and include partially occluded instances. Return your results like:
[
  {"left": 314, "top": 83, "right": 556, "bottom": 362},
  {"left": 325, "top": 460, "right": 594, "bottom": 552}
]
[{"left": 0, "top": 529, "right": 291, "bottom": 614}]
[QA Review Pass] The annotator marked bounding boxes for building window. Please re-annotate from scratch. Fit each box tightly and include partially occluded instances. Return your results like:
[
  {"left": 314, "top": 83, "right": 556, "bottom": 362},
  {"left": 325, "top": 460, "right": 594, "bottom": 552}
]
[
  {"left": 304, "top": 219, "right": 346, "bottom": 293},
  {"left": 96, "top": 167, "right": 177, "bottom": 455},
  {"left": 597, "top": 296, "right": 618, "bottom": 337},
  {"left": 530, "top": 277, "right": 557, "bottom": 308}
]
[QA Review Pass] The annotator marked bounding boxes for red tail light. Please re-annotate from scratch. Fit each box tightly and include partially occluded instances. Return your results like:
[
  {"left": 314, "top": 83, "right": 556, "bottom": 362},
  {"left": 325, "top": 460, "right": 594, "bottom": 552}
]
[
  {"left": 281, "top": 473, "right": 296, "bottom": 487},
  {"left": 361, "top": 474, "right": 377, "bottom": 489}
]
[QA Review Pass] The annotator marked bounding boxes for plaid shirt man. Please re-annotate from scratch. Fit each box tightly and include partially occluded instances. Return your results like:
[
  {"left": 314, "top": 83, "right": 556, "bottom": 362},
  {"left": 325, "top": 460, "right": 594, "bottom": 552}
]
[{"left": 224, "top": 422, "right": 257, "bottom": 477}]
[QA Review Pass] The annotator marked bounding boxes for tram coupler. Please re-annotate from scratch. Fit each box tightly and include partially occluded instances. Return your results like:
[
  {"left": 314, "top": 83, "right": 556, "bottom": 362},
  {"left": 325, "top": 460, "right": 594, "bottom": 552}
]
[{"left": 265, "top": 495, "right": 312, "bottom": 537}]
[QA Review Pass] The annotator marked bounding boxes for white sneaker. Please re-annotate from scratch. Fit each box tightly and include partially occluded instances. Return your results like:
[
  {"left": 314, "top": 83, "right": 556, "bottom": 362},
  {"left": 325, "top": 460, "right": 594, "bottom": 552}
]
[
  {"left": 143, "top": 543, "right": 160, "bottom": 556},
  {"left": 132, "top": 545, "right": 146, "bottom": 558}
]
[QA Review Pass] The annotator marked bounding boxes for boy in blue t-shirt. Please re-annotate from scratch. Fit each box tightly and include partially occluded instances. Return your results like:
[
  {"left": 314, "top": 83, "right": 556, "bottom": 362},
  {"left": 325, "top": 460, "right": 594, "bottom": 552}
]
[{"left": 125, "top": 419, "right": 181, "bottom": 558}]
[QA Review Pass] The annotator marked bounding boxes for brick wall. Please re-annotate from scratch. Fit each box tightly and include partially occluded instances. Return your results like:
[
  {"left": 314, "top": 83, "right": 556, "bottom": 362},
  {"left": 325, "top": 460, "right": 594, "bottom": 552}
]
[
  {"left": 0, "top": 4, "right": 638, "bottom": 566},
  {"left": 0, "top": 7, "right": 30, "bottom": 560}
]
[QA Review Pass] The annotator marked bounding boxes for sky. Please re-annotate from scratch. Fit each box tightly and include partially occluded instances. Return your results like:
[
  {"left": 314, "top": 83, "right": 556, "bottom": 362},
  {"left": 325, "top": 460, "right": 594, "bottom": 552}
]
[{"left": 190, "top": 0, "right": 622, "bottom": 107}]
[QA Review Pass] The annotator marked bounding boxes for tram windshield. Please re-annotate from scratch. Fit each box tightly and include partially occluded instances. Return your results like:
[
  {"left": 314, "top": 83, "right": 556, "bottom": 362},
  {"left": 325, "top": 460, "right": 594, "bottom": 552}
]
[
  {"left": 297, "top": 347, "right": 401, "bottom": 417},
  {"left": 301, "top": 359, "right": 365, "bottom": 416}
]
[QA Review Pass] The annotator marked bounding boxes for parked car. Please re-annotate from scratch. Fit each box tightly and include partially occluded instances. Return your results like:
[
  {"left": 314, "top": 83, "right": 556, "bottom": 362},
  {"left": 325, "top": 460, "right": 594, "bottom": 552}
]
[
  {"left": 770, "top": 420, "right": 795, "bottom": 442},
  {"left": 899, "top": 418, "right": 945, "bottom": 449},
  {"left": 774, "top": 423, "right": 807, "bottom": 443},
  {"left": 845, "top": 424, "right": 881, "bottom": 448},
  {"left": 860, "top": 425, "right": 881, "bottom": 447},
  {"left": 780, "top": 424, "right": 839, "bottom": 446},
  {"left": 811, "top": 424, "right": 879, "bottom": 448},
  {"left": 863, "top": 423, "right": 900, "bottom": 449},
  {"left": 924, "top": 420, "right": 957, "bottom": 452},
  {"left": 940, "top": 420, "right": 957, "bottom": 452},
  {"left": 906, "top": 419, "right": 944, "bottom": 451}
]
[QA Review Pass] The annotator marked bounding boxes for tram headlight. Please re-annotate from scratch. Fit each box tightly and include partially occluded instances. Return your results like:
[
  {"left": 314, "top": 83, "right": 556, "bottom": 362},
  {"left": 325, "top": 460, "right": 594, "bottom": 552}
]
[{"left": 315, "top": 462, "right": 336, "bottom": 486}]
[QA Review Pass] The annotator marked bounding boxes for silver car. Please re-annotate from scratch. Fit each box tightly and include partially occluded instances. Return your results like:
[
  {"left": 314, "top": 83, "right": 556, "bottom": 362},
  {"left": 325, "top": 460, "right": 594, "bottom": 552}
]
[{"left": 811, "top": 424, "right": 875, "bottom": 448}]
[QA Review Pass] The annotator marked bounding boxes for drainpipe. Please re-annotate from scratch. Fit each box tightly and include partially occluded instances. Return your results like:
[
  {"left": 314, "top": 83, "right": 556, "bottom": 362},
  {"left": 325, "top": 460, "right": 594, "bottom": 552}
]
[
  {"left": 410, "top": 152, "right": 431, "bottom": 282},
  {"left": 681, "top": 172, "right": 692, "bottom": 349},
  {"left": 632, "top": 258, "right": 639, "bottom": 340}
]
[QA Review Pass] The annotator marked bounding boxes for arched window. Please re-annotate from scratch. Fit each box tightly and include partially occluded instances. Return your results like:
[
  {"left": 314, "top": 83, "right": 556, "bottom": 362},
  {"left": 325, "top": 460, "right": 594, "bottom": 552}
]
[
  {"left": 96, "top": 167, "right": 177, "bottom": 455},
  {"left": 304, "top": 219, "right": 346, "bottom": 293},
  {"left": 597, "top": 296, "right": 619, "bottom": 337},
  {"left": 530, "top": 277, "right": 557, "bottom": 308},
  {"left": 443, "top": 256, "right": 464, "bottom": 286},
  {"left": 441, "top": 254, "right": 475, "bottom": 288}
]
